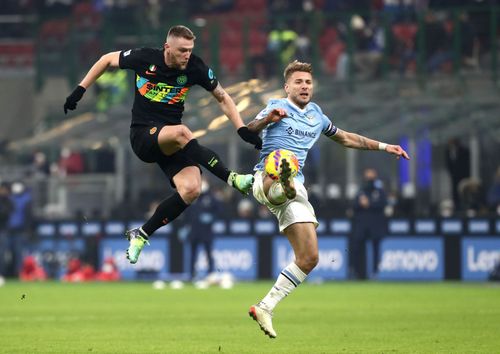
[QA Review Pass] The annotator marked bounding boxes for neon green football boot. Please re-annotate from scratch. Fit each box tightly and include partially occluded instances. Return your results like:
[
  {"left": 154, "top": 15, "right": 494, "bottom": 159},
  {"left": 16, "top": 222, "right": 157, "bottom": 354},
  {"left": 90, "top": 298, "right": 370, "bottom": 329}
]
[
  {"left": 228, "top": 172, "right": 254, "bottom": 195},
  {"left": 125, "top": 228, "right": 149, "bottom": 264}
]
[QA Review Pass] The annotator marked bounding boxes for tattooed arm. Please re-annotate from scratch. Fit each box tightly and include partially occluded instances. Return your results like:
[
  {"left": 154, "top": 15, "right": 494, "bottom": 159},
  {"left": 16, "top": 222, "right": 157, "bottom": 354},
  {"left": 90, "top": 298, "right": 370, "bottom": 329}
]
[
  {"left": 210, "top": 82, "right": 244, "bottom": 129},
  {"left": 330, "top": 128, "right": 410, "bottom": 159}
]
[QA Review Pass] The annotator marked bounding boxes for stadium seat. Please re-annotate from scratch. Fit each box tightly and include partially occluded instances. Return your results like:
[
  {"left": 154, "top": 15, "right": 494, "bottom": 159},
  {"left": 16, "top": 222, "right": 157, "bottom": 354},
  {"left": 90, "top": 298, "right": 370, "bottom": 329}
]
[
  {"left": 391, "top": 23, "right": 417, "bottom": 48},
  {"left": 221, "top": 48, "right": 244, "bottom": 74},
  {"left": 39, "top": 19, "right": 70, "bottom": 46},
  {"left": 319, "top": 26, "right": 339, "bottom": 56},
  {"left": 0, "top": 42, "right": 34, "bottom": 67},
  {"left": 249, "top": 29, "right": 268, "bottom": 56},
  {"left": 323, "top": 42, "right": 345, "bottom": 74},
  {"left": 72, "top": 2, "right": 101, "bottom": 30}
]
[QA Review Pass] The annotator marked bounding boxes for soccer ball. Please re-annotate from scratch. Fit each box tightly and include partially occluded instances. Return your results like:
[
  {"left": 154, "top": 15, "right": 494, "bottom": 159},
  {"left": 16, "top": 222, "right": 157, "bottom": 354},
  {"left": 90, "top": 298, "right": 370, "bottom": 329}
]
[{"left": 264, "top": 149, "right": 299, "bottom": 180}]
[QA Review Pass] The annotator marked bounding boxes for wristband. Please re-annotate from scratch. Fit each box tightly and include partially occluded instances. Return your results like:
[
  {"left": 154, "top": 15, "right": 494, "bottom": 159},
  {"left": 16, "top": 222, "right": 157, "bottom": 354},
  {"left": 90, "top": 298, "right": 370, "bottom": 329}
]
[{"left": 378, "top": 142, "right": 387, "bottom": 151}]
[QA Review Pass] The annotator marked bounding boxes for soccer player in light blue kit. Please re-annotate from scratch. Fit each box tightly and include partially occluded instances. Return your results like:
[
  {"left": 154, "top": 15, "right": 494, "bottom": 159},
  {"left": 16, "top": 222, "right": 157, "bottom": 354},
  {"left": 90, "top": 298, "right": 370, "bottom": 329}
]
[{"left": 247, "top": 60, "right": 410, "bottom": 338}]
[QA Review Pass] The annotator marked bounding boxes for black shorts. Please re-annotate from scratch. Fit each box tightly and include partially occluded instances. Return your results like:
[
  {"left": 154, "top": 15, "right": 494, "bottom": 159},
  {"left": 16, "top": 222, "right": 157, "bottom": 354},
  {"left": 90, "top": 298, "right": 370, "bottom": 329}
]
[{"left": 129, "top": 124, "right": 200, "bottom": 187}]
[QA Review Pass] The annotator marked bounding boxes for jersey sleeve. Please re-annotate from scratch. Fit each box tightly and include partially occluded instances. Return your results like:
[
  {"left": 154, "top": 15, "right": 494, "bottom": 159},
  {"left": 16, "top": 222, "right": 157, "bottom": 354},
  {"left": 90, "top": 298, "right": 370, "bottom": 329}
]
[
  {"left": 119, "top": 48, "right": 148, "bottom": 70},
  {"left": 193, "top": 57, "right": 219, "bottom": 91},
  {"left": 255, "top": 106, "right": 271, "bottom": 121},
  {"left": 254, "top": 99, "right": 281, "bottom": 121},
  {"left": 318, "top": 106, "right": 337, "bottom": 137},
  {"left": 322, "top": 115, "right": 338, "bottom": 137}
]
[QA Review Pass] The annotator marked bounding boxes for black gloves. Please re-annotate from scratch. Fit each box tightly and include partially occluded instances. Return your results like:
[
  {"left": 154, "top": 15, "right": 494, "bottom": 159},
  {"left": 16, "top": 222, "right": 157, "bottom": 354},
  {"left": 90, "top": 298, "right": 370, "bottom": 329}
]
[
  {"left": 63, "top": 85, "right": 86, "bottom": 114},
  {"left": 237, "top": 126, "right": 262, "bottom": 150}
]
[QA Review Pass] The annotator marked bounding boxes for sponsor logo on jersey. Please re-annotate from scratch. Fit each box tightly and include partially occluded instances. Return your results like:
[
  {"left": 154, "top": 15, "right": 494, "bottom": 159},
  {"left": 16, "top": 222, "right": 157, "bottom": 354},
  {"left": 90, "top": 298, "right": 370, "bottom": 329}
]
[
  {"left": 123, "top": 49, "right": 131, "bottom": 56},
  {"left": 136, "top": 75, "right": 190, "bottom": 104},
  {"left": 208, "top": 68, "right": 215, "bottom": 80},
  {"left": 149, "top": 127, "right": 157, "bottom": 135},
  {"left": 285, "top": 125, "right": 316, "bottom": 138},
  {"left": 146, "top": 64, "right": 157, "bottom": 75},
  {"left": 293, "top": 128, "right": 317, "bottom": 138},
  {"left": 176, "top": 75, "right": 187, "bottom": 85}
]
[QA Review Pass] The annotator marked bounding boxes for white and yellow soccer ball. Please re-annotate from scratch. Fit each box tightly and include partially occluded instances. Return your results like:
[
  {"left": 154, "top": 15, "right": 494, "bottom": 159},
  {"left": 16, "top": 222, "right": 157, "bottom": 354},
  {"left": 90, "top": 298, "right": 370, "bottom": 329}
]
[{"left": 264, "top": 149, "right": 299, "bottom": 180}]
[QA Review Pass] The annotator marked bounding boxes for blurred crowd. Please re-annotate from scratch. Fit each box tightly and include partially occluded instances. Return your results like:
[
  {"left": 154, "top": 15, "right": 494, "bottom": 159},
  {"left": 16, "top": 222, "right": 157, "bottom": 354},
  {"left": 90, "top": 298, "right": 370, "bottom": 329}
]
[
  {"left": 0, "top": 0, "right": 499, "bottom": 282},
  {"left": 1, "top": 0, "right": 497, "bottom": 80}
]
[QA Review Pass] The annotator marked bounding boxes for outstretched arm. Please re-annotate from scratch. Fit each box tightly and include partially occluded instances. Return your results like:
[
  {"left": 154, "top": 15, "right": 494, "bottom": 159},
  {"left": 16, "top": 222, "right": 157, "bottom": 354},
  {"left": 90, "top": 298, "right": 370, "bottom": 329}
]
[
  {"left": 247, "top": 108, "right": 287, "bottom": 133},
  {"left": 79, "top": 51, "right": 121, "bottom": 89},
  {"left": 330, "top": 128, "right": 410, "bottom": 159},
  {"left": 64, "top": 51, "right": 121, "bottom": 114},
  {"left": 211, "top": 83, "right": 244, "bottom": 129},
  {"left": 211, "top": 83, "right": 263, "bottom": 149}
]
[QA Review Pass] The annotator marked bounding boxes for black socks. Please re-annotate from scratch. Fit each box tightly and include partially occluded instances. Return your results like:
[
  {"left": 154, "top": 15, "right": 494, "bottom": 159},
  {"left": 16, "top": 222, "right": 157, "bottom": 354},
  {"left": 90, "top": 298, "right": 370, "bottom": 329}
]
[
  {"left": 142, "top": 192, "right": 188, "bottom": 236},
  {"left": 182, "top": 139, "right": 231, "bottom": 182}
]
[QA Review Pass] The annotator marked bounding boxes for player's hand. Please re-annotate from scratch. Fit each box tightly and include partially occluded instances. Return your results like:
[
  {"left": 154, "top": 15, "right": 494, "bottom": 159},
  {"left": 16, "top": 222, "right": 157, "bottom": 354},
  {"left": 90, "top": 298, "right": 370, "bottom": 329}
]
[
  {"left": 386, "top": 145, "right": 410, "bottom": 160},
  {"left": 266, "top": 108, "right": 287, "bottom": 123},
  {"left": 63, "top": 85, "right": 86, "bottom": 114},
  {"left": 237, "top": 126, "right": 262, "bottom": 149}
]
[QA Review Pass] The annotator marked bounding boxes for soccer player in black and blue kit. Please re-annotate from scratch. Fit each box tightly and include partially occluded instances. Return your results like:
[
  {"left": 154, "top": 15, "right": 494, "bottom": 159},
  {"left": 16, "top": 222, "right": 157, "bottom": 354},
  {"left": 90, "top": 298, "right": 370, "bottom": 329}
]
[{"left": 64, "top": 25, "right": 261, "bottom": 264}]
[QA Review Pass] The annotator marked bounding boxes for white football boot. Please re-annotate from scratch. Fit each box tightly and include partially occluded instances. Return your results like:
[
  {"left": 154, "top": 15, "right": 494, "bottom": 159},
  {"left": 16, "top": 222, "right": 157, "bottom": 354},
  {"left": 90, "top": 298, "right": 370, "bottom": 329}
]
[{"left": 249, "top": 304, "right": 277, "bottom": 338}]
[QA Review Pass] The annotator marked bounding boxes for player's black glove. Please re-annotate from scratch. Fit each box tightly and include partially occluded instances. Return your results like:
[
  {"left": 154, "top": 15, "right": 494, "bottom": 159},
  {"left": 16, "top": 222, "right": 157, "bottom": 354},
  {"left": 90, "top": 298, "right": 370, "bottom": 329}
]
[
  {"left": 237, "top": 126, "right": 262, "bottom": 150},
  {"left": 63, "top": 85, "right": 86, "bottom": 114}
]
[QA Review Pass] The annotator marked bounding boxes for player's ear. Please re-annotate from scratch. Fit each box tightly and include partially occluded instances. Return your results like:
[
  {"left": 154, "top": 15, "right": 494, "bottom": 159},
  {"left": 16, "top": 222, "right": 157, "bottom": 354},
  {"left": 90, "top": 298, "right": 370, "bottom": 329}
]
[
  {"left": 284, "top": 82, "right": 289, "bottom": 94},
  {"left": 163, "top": 42, "right": 169, "bottom": 50}
]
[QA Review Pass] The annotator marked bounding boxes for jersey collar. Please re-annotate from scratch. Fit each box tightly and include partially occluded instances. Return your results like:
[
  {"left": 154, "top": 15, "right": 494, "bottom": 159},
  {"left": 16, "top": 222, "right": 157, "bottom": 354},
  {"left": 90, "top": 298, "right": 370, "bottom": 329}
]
[{"left": 286, "top": 98, "right": 310, "bottom": 114}]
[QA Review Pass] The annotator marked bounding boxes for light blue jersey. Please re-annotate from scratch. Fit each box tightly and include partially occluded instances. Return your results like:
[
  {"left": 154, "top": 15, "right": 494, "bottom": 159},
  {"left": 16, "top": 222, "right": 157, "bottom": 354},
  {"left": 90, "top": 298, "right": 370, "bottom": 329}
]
[{"left": 254, "top": 98, "right": 338, "bottom": 184}]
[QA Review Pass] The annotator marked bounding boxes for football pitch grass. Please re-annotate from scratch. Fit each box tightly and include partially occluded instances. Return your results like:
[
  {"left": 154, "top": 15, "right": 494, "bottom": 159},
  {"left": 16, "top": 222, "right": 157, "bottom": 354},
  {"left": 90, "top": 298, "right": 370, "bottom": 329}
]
[{"left": 0, "top": 281, "right": 499, "bottom": 353}]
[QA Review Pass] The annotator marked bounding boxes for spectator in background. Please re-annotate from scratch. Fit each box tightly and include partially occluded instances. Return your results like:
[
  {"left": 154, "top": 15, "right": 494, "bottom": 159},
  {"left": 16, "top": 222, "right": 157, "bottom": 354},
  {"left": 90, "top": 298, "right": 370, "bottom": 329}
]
[
  {"left": 95, "top": 70, "right": 129, "bottom": 112},
  {"left": 268, "top": 22, "right": 298, "bottom": 71},
  {"left": 0, "top": 183, "right": 14, "bottom": 280},
  {"left": 95, "top": 257, "right": 120, "bottom": 281},
  {"left": 445, "top": 137, "right": 470, "bottom": 211},
  {"left": 182, "top": 178, "right": 221, "bottom": 281},
  {"left": 459, "top": 177, "right": 486, "bottom": 217},
  {"left": 421, "top": 11, "right": 452, "bottom": 73},
  {"left": 58, "top": 147, "right": 85, "bottom": 175},
  {"left": 31, "top": 151, "right": 50, "bottom": 176},
  {"left": 237, "top": 199, "right": 255, "bottom": 219},
  {"left": 7, "top": 181, "right": 33, "bottom": 276},
  {"left": 458, "top": 11, "right": 480, "bottom": 70},
  {"left": 351, "top": 15, "right": 384, "bottom": 80},
  {"left": 350, "top": 168, "right": 387, "bottom": 279},
  {"left": 62, "top": 258, "right": 95, "bottom": 282},
  {"left": 487, "top": 166, "right": 500, "bottom": 215},
  {"left": 19, "top": 255, "right": 47, "bottom": 281}
]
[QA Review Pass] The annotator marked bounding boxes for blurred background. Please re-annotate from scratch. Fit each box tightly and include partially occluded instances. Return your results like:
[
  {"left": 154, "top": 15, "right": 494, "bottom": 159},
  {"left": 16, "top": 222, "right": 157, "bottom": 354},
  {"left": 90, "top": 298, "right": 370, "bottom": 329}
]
[{"left": 0, "top": 0, "right": 499, "bottom": 285}]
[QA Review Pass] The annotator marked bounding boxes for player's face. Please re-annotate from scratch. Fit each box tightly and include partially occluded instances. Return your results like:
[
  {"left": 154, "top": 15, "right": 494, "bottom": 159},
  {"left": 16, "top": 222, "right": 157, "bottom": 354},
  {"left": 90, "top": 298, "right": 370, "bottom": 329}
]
[
  {"left": 164, "top": 36, "right": 194, "bottom": 70},
  {"left": 285, "top": 71, "right": 313, "bottom": 109}
]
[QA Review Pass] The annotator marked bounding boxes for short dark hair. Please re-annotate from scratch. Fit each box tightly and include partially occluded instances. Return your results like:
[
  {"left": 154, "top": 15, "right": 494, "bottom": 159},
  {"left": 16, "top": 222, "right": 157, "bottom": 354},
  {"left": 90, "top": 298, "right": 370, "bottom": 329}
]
[
  {"left": 283, "top": 60, "right": 313, "bottom": 82},
  {"left": 167, "top": 25, "right": 196, "bottom": 41}
]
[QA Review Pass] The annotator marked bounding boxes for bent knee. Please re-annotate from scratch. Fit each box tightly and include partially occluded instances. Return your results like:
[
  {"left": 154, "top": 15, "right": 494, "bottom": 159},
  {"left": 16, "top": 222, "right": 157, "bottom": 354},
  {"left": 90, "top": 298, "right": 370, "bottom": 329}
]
[
  {"left": 159, "top": 125, "right": 193, "bottom": 149},
  {"left": 297, "top": 253, "right": 319, "bottom": 274},
  {"left": 176, "top": 125, "right": 193, "bottom": 146},
  {"left": 177, "top": 182, "right": 201, "bottom": 204}
]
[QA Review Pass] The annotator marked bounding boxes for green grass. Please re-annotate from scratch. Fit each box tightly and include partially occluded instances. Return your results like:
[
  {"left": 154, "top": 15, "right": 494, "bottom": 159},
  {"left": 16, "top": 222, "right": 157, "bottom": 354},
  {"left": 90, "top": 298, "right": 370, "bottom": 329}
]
[{"left": 0, "top": 281, "right": 499, "bottom": 353}]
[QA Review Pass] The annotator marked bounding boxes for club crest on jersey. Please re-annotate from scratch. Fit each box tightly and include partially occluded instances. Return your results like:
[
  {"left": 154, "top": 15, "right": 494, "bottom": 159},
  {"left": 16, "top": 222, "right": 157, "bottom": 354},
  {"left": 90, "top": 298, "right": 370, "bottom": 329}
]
[
  {"left": 149, "top": 127, "right": 157, "bottom": 135},
  {"left": 176, "top": 75, "right": 187, "bottom": 85},
  {"left": 149, "top": 65, "right": 157, "bottom": 72}
]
